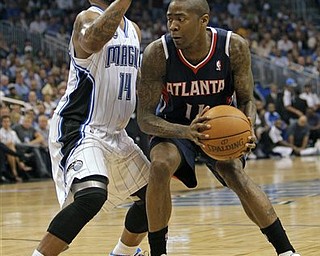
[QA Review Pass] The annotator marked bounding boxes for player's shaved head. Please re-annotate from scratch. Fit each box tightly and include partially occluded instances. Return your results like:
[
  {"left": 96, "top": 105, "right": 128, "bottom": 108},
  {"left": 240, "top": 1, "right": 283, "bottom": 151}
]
[
  {"left": 169, "top": 0, "right": 210, "bottom": 17},
  {"left": 89, "top": 0, "right": 113, "bottom": 5}
]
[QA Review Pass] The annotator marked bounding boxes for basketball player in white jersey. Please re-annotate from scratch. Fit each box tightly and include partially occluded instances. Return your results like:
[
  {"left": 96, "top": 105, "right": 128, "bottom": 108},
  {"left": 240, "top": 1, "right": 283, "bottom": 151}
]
[{"left": 32, "top": 1, "right": 149, "bottom": 255}]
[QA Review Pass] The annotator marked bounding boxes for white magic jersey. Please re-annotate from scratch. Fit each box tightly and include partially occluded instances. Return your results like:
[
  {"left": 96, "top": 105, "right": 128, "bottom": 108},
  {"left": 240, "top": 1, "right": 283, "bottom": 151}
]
[
  {"left": 49, "top": 6, "right": 149, "bottom": 209},
  {"left": 55, "top": 6, "right": 140, "bottom": 134}
]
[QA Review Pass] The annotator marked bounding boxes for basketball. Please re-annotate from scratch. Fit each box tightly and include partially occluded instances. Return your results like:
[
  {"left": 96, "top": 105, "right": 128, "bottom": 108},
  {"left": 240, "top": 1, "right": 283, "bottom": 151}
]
[{"left": 199, "top": 105, "right": 252, "bottom": 161}]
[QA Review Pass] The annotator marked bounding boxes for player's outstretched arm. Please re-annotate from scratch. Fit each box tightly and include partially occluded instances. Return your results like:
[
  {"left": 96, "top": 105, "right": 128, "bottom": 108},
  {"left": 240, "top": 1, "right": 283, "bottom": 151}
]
[
  {"left": 74, "top": 0, "right": 132, "bottom": 55},
  {"left": 137, "top": 39, "right": 210, "bottom": 142}
]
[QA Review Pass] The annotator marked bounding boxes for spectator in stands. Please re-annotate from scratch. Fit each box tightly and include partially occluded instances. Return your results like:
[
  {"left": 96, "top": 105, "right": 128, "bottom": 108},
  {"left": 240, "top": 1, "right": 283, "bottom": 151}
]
[
  {"left": 259, "top": 118, "right": 297, "bottom": 158},
  {"left": 9, "top": 103, "right": 23, "bottom": 127},
  {"left": 54, "top": 81, "right": 66, "bottom": 105},
  {"left": 27, "top": 90, "right": 41, "bottom": 111},
  {"left": 59, "top": 63, "right": 70, "bottom": 82},
  {"left": 306, "top": 108, "right": 320, "bottom": 145},
  {"left": 38, "top": 68, "right": 48, "bottom": 87},
  {"left": 29, "top": 15, "right": 47, "bottom": 34},
  {"left": 39, "top": 3, "right": 52, "bottom": 19},
  {"left": 269, "top": 47, "right": 289, "bottom": 67},
  {"left": 305, "top": 107, "right": 320, "bottom": 146},
  {"left": 25, "top": 107, "right": 39, "bottom": 128},
  {"left": 315, "top": 59, "right": 320, "bottom": 79},
  {"left": 0, "top": 115, "right": 32, "bottom": 182},
  {"left": 13, "top": 114, "right": 43, "bottom": 145},
  {"left": 50, "top": 65, "right": 63, "bottom": 84},
  {"left": 17, "top": 11, "right": 28, "bottom": 30},
  {"left": 282, "top": 78, "right": 307, "bottom": 124},
  {"left": 56, "top": 26, "right": 70, "bottom": 42},
  {"left": 23, "top": 40, "right": 33, "bottom": 59},
  {"left": 277, "top": 34, "right": 294, "bottom": 54},
  {"left": 0, "top": 58, "right": 10, "bottom": 76},
  {"left": 265, "top": 83, "right": 279, "bottom": 106},
  {"left": 0, "top": 141, "right": 29, "bottom": 183},
  {"left": 45, "top": 16, "right": 61, "bottom": 37},
  {"left": 27, "top": 79, "right": 42, "bottom": 100},
  {"left": 56, "top": 0, "right": 74, "bottom": 11},
  {"left": 255, "top": 100, "right": 267, "bottom": 134},
  {"left": 7, "top": 83, "right": 22, "bottom": 100},
  {"left": 0, "top": 104, "right": 10, "bottom": 122},
  {"left": 24, "top": 68, "right": 42, "bottom": 91},
  {"left": 227, "top": 0, "right": 242, "bottom": 17},
  {"left": 13, "top": 114, "right": 50, "bottom": 178},
  {"left": 1, "top": 0, "right": 319, "bottom": 77},
  {"left": 37, "top": 114, "right": 51, "bottom": 177},
  {"left": 13, "top": 72, "right": 30, "bottom": 101},
  {"left": 287, "top": 115, "right": 319, "bottom": 156},
  {"left": 304, "top": 55, "right": 318, "bottom": 74},
  {"left": 37, "top": 115, "right": 49, "bottom": 145},
  {"left": 252, "top": 32, "right": 276, "bottom": 58},
  {"left": 28, "top": 69, "right": 47, "bottom": 100},
  {"left": 42, "top": 93, "right": 56, "bottom": 117},
  {"left": 8, "top": 56, "right": 22, "bottom": 80},
  {"left": 41, "top": 74, "right": 55, "bottom": 96},
  {"left": 35, "top": 102, "right": 48, "bottom": 119},
  {"left": 264, "top": 102, "right": 281, "bottom": 128},
  {"left": 299, "top": 84, "right": 320, "bottom": 112},
  {"left": 0, "top": 74, "right": 10, "bottom": 96}
]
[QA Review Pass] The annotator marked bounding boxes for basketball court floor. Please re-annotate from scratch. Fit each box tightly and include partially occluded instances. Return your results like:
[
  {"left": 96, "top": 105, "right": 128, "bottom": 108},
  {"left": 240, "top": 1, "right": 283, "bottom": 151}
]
[{"left": 1, "top": 156, "right": 319, "bottom": 255}]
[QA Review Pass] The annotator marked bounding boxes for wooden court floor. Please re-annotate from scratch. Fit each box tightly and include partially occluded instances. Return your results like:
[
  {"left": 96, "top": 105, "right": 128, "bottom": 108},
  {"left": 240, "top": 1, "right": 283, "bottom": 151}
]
[{"left": 1, "top": 156, "right": 320, "bottom": 256}]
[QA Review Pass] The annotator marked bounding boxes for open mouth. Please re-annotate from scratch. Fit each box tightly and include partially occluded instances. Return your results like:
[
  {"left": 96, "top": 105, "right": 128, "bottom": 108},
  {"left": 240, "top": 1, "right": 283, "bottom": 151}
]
[{"left": 172, "top": 36, "right": 182, "bottom": 43}]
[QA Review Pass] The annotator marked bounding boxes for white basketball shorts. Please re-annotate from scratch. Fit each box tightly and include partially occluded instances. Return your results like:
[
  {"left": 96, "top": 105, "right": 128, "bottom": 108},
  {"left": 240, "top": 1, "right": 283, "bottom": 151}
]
[{"left": 49, "top": 114, "right": 150, "bottom": 211}]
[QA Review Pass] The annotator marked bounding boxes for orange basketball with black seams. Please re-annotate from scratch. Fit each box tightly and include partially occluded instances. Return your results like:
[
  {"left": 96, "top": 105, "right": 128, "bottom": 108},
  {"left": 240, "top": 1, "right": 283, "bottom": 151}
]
[{"left": 199, "top": 105, "right": 252, "bottom": 161}]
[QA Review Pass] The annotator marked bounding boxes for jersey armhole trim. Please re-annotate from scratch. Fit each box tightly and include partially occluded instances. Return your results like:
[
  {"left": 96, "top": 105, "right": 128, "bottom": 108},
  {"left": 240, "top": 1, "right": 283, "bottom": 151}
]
[
  {"left": 161, "top": 35, "right": 169, "bottom": 60},
  {"left": 225, "top": 31, "right": 232, "bottom": 57}
]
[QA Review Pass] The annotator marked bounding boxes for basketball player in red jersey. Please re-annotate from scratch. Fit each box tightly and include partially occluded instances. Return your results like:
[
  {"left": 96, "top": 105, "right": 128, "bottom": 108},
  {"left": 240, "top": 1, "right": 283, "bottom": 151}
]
[
  {"left": 32, "top": 1, "right": 150, "bottom": 255},
  {"left": 137, "top": 0, "right": 300, "bottom": 256}
]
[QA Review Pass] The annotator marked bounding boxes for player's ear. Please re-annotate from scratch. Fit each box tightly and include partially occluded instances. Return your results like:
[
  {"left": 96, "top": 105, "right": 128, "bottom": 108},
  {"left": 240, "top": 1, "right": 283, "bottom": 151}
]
[{"left": 200, "top": 14, "right": 209, "bottom": 26}]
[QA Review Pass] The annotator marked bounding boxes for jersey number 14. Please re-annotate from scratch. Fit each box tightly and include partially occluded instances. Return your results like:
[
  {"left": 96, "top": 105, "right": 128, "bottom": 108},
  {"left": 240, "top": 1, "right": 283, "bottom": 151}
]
[{"left": 118, "top": 72, "right": 132, "bottom": 100}]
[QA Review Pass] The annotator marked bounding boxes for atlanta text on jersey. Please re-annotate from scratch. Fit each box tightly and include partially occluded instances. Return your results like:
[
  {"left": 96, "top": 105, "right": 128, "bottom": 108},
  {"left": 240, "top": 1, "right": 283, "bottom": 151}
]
[{"left": 166, "top": 79, "right": 225, "bottom": 96}]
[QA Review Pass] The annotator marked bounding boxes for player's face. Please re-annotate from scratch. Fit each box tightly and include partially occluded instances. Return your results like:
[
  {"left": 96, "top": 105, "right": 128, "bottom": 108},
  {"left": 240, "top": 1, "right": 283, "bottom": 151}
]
[{"left": 167, "top": 2, "right": 203, "bottom": 49}]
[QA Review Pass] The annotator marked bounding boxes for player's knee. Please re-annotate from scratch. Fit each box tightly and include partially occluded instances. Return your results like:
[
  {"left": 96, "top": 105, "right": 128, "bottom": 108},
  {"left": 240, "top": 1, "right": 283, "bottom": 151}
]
[
  {"left": 72, "top": 175, "right": 108, "bottom": 217},
  {"left": 125, "top": 200, "right": 148, "bottom": 233},
  {"left": 74, "top": 190, "right": 107, "bottom": 220},
  {"left": 150, "top": 160, "right": 172, "bottom": 184},
  {"left": 47, "top": 176, "right": 108, "bottom": 244},
  {"left": 47, "top": 189, "right": 107, "bottom": 244},
  {"left": 216, "top": 160, "right": 243, "bottom": 183}
]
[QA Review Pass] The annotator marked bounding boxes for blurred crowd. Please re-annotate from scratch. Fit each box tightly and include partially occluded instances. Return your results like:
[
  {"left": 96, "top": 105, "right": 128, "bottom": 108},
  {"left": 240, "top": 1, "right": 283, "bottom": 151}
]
[
  {"left": 1, "top": 0, "right": 320, "bottom": 71},
  {"left": 252, "top": 78, "right": 320, "bottom": 159},
  {"left": 0, "top": 0, "right": 320, "bottom": 183}
]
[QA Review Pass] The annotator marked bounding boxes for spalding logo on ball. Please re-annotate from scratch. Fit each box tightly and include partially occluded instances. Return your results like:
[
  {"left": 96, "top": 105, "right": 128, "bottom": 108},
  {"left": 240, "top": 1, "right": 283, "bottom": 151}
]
[{"left": 199, "top": 105, "right": 252, "bottom": 161}]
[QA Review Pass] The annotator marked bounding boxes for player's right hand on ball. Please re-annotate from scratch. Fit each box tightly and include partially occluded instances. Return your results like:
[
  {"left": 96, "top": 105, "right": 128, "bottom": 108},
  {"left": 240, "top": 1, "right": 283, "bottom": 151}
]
[{"left": 189, "top": 106, "right": 211, "bottom": 147}]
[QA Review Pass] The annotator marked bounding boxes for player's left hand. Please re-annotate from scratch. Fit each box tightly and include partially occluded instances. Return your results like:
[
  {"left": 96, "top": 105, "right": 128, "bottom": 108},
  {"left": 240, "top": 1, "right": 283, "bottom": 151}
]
[{"left": 242, "top": 117, "right": 256, "bottom": 155}]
